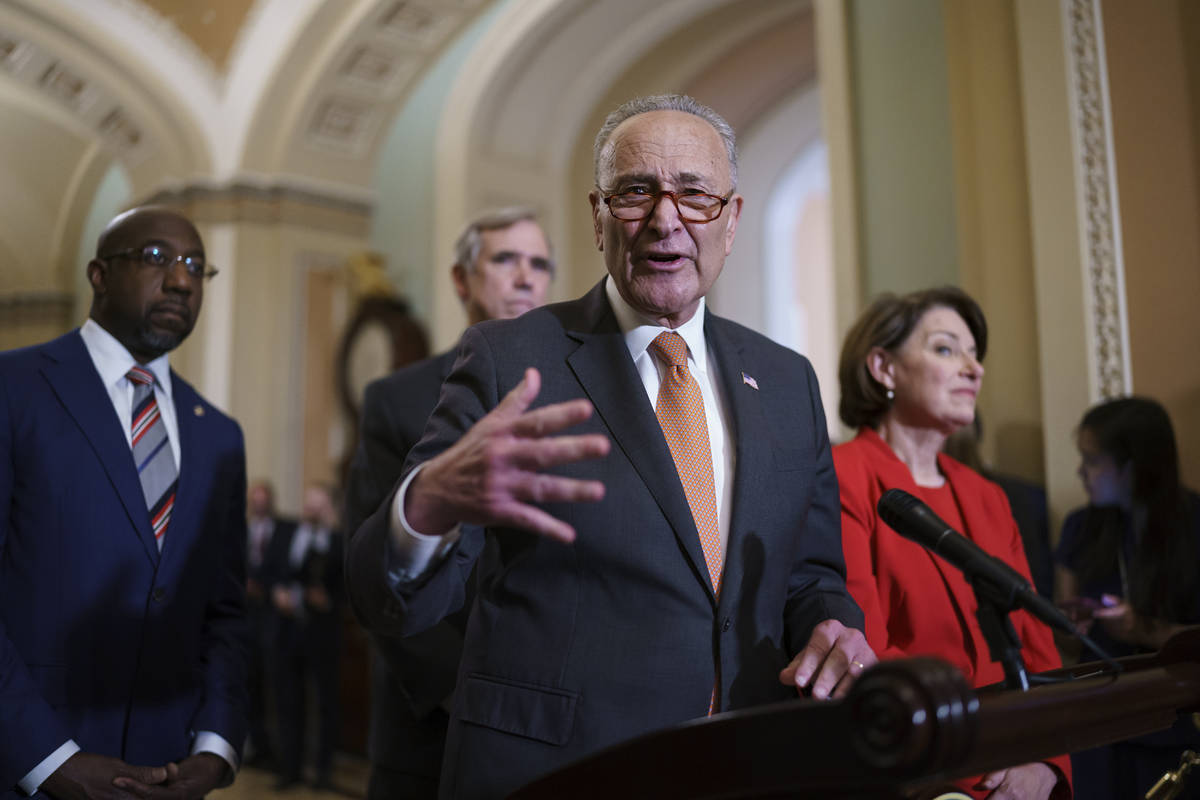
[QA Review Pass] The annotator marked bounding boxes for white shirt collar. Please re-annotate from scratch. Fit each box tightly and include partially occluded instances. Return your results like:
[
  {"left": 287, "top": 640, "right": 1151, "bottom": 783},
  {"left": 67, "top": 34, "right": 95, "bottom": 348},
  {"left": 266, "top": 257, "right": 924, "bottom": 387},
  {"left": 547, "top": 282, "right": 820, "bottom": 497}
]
[
  {"left": 79, "top": 318, "right": 173, "bottom": 398},
  {"left": 603, "top": 276, "right": 709, "bottom": 375}
]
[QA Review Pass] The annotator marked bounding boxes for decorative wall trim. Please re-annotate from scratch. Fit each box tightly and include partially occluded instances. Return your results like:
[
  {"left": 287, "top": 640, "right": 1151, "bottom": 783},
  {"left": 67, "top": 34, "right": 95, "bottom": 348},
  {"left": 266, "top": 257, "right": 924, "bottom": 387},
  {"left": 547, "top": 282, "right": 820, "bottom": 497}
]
[
  {"left": 142, "top": 181, "right": 373, "bottom": 236},
  {"left": 301, "top": 0, "right": 487, "bottom": 158},
  {"left": 0, "top": 290, "right": 74, "bottom": 321},
  {"left": 1064, "top": 0, "right": 1132, "bottom": 399}
]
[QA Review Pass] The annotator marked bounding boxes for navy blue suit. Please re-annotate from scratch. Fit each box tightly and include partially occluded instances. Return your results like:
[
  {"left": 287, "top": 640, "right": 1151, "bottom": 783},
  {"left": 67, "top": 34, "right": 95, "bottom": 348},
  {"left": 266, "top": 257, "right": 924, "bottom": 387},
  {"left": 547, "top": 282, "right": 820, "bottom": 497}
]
[{"left": 0, "top": 330, "right": 249, "bottom": 796}]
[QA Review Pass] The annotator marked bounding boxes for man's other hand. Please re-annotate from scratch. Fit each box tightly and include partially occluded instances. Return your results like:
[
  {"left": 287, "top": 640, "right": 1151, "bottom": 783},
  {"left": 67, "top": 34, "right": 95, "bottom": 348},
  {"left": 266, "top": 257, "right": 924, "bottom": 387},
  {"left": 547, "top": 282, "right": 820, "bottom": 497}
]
[
  {"left": 405, "top": 367, "right": 610, "bottom": 542},
  {"left": 113, "top": 752, "right": 229, "bottom": 799},
  {"left": 778, "top": 619, "right": 876, "bottom": 700},
  {"left": 40, "top": 752, "right": 166, "bottom": 800}
]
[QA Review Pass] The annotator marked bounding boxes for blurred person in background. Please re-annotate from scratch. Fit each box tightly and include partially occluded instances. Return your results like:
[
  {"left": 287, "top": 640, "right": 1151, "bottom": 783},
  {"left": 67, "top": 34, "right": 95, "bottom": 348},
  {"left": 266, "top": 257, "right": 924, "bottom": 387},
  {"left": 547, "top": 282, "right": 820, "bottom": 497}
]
[
  {"left": 345, "top": 207, "right": 555, "bottom": 799},
  {"left": 1056, "top": 396, "right": 1200, "bottom": 800},
  {"left": 273, "top": 483, "right": 344, "bottom": 791},
  {"left": 245, "top": 479, "right": 296, "bottom": 769}
]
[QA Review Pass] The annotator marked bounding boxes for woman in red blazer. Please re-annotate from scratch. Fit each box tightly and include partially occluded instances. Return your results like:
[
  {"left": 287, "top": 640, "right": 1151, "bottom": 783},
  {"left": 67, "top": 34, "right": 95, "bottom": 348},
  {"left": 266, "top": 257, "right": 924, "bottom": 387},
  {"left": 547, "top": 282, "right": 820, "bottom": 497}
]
[{"left": 833, "top": 287, "right": 1070, "bottom": 800}]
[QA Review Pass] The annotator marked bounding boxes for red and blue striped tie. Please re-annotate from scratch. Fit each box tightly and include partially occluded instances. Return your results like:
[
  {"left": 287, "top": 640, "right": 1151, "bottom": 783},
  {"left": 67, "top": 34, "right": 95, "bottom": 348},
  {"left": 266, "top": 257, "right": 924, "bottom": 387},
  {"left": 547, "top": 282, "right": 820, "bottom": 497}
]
[{"left": 127, "top": 366, "right": 177, "bottom": 550}]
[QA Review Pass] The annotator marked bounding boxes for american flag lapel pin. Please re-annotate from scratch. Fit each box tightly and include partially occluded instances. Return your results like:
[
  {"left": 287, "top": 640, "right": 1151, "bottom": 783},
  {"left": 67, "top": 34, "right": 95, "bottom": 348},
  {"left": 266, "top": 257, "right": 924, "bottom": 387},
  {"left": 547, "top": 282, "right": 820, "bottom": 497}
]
[{"left": 741, "top": 372, "right": 759, "bottom": 390}]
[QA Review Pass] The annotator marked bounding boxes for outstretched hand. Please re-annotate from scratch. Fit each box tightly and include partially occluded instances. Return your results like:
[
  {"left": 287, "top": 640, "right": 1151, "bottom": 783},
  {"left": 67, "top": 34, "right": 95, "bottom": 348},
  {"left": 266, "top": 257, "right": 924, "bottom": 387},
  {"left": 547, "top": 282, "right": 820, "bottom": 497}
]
[{"left": 405, "top": 367, "right": 611, "bottom": 542}]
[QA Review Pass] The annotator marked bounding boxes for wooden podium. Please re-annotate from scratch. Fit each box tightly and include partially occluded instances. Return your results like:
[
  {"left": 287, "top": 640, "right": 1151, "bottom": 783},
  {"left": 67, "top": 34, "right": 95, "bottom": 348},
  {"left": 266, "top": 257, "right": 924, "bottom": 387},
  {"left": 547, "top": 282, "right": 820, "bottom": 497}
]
[{"left": 508, "top": 632, "right": 1200, "bottom": 799}]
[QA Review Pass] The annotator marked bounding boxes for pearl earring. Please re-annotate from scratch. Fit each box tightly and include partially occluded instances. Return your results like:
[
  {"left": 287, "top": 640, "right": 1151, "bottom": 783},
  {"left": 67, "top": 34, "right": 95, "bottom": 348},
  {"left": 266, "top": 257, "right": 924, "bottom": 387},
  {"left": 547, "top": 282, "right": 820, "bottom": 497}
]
[{"left": 886, "top": 389, "right": 895, "bottom": 400}]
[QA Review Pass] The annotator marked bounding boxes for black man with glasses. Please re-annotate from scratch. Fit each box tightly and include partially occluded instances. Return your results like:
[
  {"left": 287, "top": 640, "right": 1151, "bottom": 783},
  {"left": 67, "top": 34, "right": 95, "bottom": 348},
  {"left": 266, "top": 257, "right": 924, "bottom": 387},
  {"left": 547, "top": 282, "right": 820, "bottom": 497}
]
[
  {"left": 0, "top": 206, "right": 249, "bottom": 799},
  {"left": 346, "top": 95, "right": 872, "bottom": 800}
]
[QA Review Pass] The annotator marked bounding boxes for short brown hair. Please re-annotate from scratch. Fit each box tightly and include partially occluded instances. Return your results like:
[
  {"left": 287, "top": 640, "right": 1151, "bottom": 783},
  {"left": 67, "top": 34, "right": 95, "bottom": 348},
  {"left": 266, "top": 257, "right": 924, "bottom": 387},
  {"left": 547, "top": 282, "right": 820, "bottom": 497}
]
[{"left": 838, "top": 286, "right": 987, "bottom": 430}]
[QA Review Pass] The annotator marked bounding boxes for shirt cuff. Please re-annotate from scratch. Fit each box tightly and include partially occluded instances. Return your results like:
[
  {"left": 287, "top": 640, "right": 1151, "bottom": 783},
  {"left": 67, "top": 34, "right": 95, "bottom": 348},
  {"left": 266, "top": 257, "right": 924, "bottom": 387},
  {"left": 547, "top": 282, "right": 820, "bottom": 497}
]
[
  {"left": 388, "top": 463, "right": 461, "bottom": 583},
  {"left": 19, "top": 739, "right": 80, "bottom": 795},
  {"left": 192, "top": 731, "right": 238, "bottom": 780}
]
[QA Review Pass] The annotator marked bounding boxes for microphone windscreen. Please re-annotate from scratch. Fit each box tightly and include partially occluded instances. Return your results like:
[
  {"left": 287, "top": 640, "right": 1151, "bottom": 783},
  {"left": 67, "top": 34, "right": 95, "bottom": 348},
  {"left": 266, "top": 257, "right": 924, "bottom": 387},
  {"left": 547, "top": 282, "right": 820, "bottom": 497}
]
[{"left": 877, "top": 488, "right": 920, "bottom": 531}]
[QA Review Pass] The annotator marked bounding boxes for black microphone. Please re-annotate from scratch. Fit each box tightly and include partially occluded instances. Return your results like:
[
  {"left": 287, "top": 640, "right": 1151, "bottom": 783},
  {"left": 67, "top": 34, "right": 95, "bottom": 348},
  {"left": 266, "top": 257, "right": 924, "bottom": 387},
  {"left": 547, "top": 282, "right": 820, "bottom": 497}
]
[{"left": 876, "top": 488, "right": 1076, "bottom": 636}]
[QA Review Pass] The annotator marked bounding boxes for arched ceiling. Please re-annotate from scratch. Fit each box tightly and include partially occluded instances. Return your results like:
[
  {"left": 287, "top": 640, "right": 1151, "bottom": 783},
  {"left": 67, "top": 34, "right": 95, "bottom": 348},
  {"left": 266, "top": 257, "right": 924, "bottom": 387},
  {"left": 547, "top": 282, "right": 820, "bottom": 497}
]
[
  {"left": 0, "top": 0, "right": 493, "bottom": 198},
  {"left": 422, "top": 0, "right": 817, "bottom": 342},
  {"left": 136, "top": 0, "right": 257, "bottom": 71}
]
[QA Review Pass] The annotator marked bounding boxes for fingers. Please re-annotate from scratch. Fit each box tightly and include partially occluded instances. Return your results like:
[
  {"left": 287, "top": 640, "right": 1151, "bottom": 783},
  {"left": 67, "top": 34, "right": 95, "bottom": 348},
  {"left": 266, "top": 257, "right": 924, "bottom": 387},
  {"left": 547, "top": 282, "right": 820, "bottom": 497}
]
[
  {"left": 494, "top": 367, "right": 542, "bottom": 422},
  {"left": 779, "top": 620, "right": 875, "bottom": 700},
  {"left": 491, "top": 499, "right": 582, "bottom": 543},
  {"left": 115, "top": 764, "right": 168, "bottom": 787},
  {"left": 510, "top": 398, "right": 597, "bottom": 439},
  {"left": 976, "top": 769, "right": 1007, "bottom": 792},
  {"left": 110, "top": 760, "right": 170, "bottom": 798},
  {"left": 506, "top": 433, "right": 611, "bottom": 473},
  {"left": 1092, "top": 597, "right": 1129, "bottom": 619},
  {"left": 832, "top": 655, "right": 870, "bottom": 700},
  {"left": 111, "top": 778, "right": 157, "bottom": 799}
]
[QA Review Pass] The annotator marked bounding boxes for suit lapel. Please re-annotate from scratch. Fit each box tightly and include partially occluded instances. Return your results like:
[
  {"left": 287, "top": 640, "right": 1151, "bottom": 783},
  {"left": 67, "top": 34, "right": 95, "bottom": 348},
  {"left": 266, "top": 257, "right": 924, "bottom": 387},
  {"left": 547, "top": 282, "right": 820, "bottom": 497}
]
[
  {"left": 705, "top": 317, "right": 764, "bottom": 614},
  {"left": 40, "top": 332, "right": 159, "bottom": 563},
  {"left": 564, "top": 284, "right": 715, "bottom": 601}
]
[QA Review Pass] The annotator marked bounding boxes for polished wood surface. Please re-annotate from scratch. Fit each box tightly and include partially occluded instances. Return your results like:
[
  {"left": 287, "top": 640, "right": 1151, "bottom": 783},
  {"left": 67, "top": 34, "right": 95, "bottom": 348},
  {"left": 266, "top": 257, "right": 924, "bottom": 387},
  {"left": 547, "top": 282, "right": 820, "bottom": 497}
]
[{"left": 509, "top": 631, "right": 1200, "bottom": 799}]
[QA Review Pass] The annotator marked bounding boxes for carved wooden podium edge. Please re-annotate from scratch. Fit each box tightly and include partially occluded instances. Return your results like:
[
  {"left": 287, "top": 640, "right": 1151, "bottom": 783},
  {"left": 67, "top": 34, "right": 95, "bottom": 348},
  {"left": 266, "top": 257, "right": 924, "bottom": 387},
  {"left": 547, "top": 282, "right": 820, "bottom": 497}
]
[{"left": 508, "top": 631, "right": 1200, "bottom": 799}]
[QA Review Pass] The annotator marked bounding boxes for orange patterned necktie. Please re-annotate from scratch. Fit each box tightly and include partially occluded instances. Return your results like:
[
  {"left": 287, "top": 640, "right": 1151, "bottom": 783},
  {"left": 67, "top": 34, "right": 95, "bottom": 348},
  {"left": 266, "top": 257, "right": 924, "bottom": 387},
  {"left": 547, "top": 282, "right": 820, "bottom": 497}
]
[{"left": 649, "top": 331, "right": 724, "bottom": 596}]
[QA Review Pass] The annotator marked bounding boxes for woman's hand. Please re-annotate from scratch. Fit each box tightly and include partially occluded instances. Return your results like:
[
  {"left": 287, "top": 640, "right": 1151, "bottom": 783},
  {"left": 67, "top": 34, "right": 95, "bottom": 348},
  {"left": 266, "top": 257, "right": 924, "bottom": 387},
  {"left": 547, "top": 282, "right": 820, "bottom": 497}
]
[
  {"left": 976, "top": 762, "right": 1058, "bottom": 799},
  {"left": 1093, "top": 594, "right": 1143, "bottom": 645},
  {"left": 1057, "top": 596, "right": 1100, "bottom": 635}
]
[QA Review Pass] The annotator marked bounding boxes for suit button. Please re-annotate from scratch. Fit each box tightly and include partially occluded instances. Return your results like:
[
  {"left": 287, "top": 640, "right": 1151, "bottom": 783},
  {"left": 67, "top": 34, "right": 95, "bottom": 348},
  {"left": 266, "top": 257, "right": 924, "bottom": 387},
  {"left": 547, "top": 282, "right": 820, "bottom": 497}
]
[
  {"left": 152, "top": 588, "right": 166, "bottom": 603},
  {"left": 721, "top": 617, "right": 732, "bottom": 632}
]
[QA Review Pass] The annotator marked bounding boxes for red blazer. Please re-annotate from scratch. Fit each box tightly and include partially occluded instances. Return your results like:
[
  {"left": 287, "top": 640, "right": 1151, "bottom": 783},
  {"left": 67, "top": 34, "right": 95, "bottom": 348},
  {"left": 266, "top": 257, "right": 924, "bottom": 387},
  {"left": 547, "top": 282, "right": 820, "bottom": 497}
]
[{"left": 835, "top": 428, "right": 1070, "bottom": 797}]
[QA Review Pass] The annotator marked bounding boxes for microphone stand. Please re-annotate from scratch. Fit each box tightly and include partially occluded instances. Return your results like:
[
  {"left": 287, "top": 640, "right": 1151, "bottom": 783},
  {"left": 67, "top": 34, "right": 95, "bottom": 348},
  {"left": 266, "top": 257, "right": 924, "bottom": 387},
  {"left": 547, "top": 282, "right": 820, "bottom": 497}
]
[{"left": 970, "top": 575, "right": 1030, "bottom": 691}]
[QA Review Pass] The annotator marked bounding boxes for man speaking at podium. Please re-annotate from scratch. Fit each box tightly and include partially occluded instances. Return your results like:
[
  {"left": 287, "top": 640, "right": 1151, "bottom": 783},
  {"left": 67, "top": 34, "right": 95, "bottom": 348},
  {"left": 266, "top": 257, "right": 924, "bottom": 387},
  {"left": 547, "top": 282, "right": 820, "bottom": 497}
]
[{"left": 347, "top": 94, "right": 874, "bottom": 799}]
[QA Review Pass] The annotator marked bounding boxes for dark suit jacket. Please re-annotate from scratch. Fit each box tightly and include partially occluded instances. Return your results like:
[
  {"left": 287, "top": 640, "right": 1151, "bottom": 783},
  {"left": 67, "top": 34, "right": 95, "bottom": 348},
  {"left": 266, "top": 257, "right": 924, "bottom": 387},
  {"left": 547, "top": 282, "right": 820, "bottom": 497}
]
[
  {"left": 347, "top": 282, "right": 862, "bottom": 799},
  {"left": 345, "top": 350, "right": 470, "bottom": 767},
  {"left": 0, "top": 331, "right": 249, "bottom": 795},
  {"left": 989, "top": 473, "right": 1053, "bottom": 600}
]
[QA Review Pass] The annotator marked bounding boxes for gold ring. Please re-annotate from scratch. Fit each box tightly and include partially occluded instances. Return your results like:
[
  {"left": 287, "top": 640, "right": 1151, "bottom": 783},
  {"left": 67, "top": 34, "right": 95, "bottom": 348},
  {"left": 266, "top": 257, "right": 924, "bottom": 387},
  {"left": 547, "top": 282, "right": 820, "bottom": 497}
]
[{"left": 850, "top": 660, "right": 866, "bottom": 671}]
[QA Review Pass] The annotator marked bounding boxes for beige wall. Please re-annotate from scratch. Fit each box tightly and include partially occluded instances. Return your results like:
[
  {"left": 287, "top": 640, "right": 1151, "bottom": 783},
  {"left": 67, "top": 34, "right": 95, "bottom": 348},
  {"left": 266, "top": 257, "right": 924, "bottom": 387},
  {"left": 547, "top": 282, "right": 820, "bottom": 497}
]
[
  {"left": 849, "top": 0, "right": 959, "bottom": 298},
  {"left": 943, "top": 0, "right": 1044, "bottom": 482},
  {"left": 162, "top": 190, "right": 372, "bottom": 515},
  {"left": 1013, "top": 0, "right": 1092, "bottom": 536},
  {"left": 1102, "top": 0, "right": 1200, "bottom": 490}
]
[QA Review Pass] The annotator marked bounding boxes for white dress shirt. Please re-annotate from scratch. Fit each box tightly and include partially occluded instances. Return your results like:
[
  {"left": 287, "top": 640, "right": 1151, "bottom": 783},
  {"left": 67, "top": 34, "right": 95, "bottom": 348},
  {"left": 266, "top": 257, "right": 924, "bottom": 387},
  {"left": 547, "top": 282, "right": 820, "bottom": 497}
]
[
  {"left": 385, "top": 277, "right": 735, "bottom": 579},
  {"left": 19, "top": 320, "right": 237, "bottom": 795}
]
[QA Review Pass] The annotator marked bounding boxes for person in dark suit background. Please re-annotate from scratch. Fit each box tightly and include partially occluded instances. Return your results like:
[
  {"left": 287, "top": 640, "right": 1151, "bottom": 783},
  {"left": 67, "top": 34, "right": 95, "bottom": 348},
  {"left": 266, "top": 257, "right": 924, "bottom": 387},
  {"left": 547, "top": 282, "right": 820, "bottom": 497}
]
[
  {"left": 273, "top": 483, "right": 344, "bottom": 791},
  {"left": 346, "top": 94, "right": 873, "bottom": 799},
  {"left": 345, "top": 207, "right": 555, "bottom": 799},
  {"left": 0, "top": 206, "right": 248, "bottom": 799},
  {"left": 244, "top": 479, "right": 296, "bottom": 768}
]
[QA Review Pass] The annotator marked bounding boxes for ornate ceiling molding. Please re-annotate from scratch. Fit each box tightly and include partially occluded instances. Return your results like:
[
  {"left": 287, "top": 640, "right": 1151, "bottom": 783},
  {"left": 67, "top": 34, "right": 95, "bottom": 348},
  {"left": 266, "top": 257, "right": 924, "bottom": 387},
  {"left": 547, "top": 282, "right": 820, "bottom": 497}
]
[
  {"left": 299, "top": 0, "right": 487, "bottom": 160},
  {"left": 0, "top": 28, "right": 153, "bottom": 166},
  {"left": 1064, "top": 0, "right": 1131, "bottom": 399},
  {"left": 142, "top": 180, "right": 372, "bottom": 237}
]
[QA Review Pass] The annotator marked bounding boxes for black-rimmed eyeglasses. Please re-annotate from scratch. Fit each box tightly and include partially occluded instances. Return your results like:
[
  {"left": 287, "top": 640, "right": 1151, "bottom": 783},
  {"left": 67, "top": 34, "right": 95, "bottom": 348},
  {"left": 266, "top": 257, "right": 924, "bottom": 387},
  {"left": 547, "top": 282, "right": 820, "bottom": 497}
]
[
  {"left": 601, "top": 189, "right": 732, "bottom": 223},
  {"left": 100, "top": 244, "right": 218, "bottom": 281}
]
